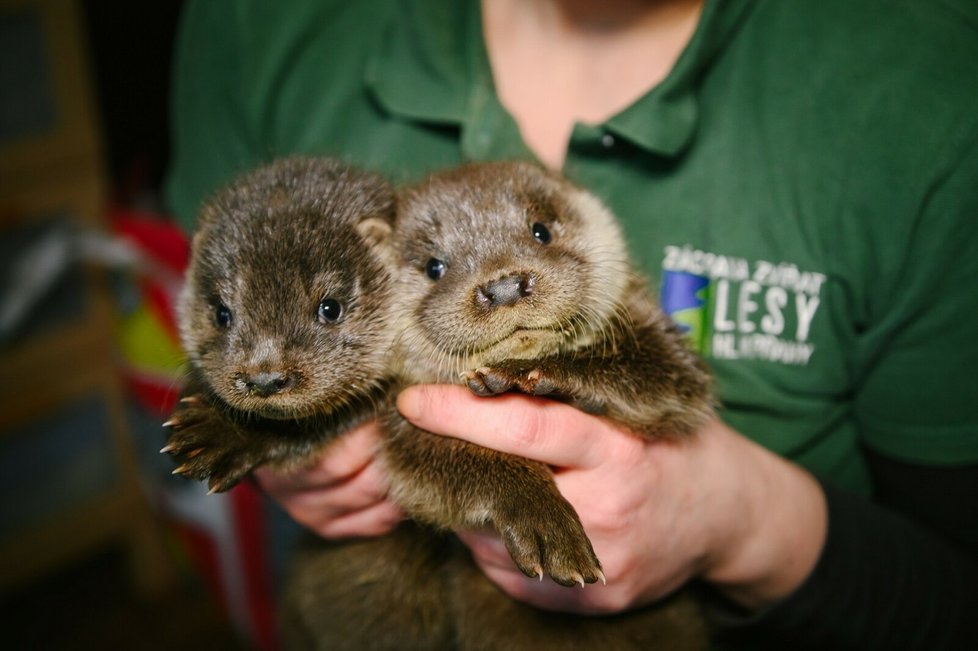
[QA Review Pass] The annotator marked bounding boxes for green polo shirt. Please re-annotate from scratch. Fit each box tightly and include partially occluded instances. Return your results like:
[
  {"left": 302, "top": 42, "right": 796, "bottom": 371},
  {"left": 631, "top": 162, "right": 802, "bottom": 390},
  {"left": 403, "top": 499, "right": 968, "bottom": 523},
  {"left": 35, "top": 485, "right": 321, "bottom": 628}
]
[{"left": 167, "top": 0, "right": 978, "bottom": 493}]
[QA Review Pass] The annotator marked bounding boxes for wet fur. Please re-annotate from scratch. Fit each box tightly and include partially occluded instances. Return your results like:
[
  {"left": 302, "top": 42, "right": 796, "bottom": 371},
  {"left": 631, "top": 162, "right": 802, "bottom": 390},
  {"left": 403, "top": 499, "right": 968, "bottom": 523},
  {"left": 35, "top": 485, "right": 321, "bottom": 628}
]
[{"left": 284, "top": 162, "right": 713, "bottom": 650}]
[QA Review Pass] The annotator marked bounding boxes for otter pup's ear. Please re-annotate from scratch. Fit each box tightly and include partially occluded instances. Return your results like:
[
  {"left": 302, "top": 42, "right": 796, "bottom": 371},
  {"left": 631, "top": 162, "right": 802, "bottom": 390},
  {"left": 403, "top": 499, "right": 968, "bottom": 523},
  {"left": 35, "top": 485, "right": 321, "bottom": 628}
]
[
  {"left": 356, "top": 214, "right": 398, "bottom": 270},
  {"left": 356, "top": 214, "right": 393, "bottom": 248}
]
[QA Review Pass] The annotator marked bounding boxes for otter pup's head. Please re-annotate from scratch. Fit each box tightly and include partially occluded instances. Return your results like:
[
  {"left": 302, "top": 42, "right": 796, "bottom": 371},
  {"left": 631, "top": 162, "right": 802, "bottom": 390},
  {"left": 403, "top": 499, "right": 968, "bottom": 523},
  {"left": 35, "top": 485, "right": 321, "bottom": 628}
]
[
  {"left": 178, "top": 157, "right": 395, "bottom": 419},
  {"left": 393, "top": 161, "right": 634, "bottom": 382}
]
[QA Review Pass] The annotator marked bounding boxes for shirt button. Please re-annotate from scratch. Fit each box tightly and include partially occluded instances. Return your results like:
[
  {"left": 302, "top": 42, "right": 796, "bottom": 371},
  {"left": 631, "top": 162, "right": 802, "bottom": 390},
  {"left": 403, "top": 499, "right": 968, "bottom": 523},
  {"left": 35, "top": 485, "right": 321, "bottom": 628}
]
[{"left": 601, "top": 133, "right": 615, "bottom": 148}]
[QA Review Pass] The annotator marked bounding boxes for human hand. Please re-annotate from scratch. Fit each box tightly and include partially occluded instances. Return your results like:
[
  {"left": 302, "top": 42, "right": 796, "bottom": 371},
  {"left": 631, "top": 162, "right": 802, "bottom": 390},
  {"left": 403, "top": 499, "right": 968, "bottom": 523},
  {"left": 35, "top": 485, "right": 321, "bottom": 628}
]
[
  {"left": 396, "top": 385, "right": 827, "bottom": 615},
  {"left": 252, "top": 420, "right": 404, "bottom": 539}
]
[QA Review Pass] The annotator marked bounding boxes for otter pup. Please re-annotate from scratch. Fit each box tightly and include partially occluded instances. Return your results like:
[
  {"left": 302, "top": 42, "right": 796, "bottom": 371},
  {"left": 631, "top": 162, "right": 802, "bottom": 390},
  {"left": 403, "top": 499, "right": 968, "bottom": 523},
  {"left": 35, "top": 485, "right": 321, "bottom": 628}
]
[
  {"left": 385, "top": 161, "right": 713, "bottom": 580},
  {"left": 162, "top": 156, "right": 397, "bottom": 492},
  {"left": 284, "top": 162, "right": 712, "bottom": 650}
]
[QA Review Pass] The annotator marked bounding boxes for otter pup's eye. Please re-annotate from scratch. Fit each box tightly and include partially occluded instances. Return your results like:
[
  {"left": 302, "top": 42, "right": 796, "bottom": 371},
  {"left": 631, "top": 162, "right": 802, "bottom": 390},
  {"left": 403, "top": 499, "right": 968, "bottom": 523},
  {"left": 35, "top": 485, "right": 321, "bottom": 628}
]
[
  {"left": 214, "top": 303, "right": 232, "bottom": 328},
  {"left": 318, "top": 298, "right": 344, "bottom": 324},
  {"left": 531, "top": 222, "right": 552, "bottom": 244},
  {"left": 425, "top": 258, "right": 447, "bottom": 280}
]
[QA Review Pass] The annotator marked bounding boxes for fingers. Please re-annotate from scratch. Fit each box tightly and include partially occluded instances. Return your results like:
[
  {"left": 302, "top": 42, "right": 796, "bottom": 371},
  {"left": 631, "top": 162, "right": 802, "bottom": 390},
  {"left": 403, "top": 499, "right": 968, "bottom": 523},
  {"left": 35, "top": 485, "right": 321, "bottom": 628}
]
[
  {"left": 253, "top": 421, "right": 404, "bottom": 539},
  {"left": 255, "top": 456, "right": 403, "bottom": 538},
  {"left": 260, "top": 421, "right": 383, "bottom": 490},
  {"left": 312, "top": 498, "right": 404, "bottom": 539},
  {"left": 455, "top": 530, "right": 518, "bottom": 573},
  {"left": 263, "top": 452, "right": 388, "bottom": 515},
  {"left": 396, "top": 385, "right": 609, "bottom": 469}
]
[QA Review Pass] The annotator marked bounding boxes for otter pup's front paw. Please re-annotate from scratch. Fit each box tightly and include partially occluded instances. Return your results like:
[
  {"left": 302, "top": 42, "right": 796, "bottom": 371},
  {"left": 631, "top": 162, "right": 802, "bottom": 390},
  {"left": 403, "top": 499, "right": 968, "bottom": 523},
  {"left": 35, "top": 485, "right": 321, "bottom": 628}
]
[
  {"left": 494, "top": 498, "right": 604, "bottom": 588},
  {"left": 463, "top": 364, "right": 558, "bottom": 397},
  {"left": 162, "top": 396, "right": 252, "bottom": 493},
  {"left": 464, "top": 363, "right": 610, "bottom": 416}
]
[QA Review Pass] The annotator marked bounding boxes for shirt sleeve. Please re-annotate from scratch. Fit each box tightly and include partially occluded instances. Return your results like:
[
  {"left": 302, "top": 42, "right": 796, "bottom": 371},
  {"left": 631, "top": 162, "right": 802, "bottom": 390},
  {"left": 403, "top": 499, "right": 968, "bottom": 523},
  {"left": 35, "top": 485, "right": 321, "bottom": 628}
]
[
  {"left": 706, "top": 454, "right": 978, "bottom": 649},
  {"left": 164, "top": 0, "right": 264, "bottom": 231},
  {"left": 853, "top": 135, "right": 978, "bottom": 464}
]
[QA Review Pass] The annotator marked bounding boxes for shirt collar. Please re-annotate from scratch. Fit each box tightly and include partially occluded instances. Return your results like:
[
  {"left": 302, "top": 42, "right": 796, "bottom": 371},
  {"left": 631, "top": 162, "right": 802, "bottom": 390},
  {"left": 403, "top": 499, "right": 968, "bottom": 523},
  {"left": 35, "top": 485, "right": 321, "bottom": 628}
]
[
  {"left": 366, "top": 0, "right": 757, "bottom": 159},
  {"left": 605, "top": 0, "right": 757, "bottom": 157}
]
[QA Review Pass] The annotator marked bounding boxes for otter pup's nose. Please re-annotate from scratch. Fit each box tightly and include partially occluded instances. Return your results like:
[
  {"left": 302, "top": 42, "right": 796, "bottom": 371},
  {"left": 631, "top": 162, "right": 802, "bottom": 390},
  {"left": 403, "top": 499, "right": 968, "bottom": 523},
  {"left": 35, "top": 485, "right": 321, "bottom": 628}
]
[
  {"left": 245, "top": 371, "right": 292, "bottom": 397},
  {"left": 476, "top": 273, "right": 534, "bottom": 308}
]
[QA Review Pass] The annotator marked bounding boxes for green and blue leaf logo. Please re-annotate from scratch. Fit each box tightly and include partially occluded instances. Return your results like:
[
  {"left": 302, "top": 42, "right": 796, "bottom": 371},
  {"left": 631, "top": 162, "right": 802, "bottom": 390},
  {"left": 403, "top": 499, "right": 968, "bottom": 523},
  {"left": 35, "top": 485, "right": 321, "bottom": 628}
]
[{"left": 661, "top": 270, "right": 711, "bottom": 355}]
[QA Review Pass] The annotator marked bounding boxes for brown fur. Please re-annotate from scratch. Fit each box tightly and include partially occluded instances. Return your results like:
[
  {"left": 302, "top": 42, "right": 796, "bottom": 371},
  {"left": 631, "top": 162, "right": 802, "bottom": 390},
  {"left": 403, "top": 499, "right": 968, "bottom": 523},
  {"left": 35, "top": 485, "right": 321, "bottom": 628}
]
[
  {"left": 283, "top": 162, "right": 713, "bottom": 650},
  {"left": 163, "top": 156, "right": 397, "bottom": 492},
  {"left": 165, "top": 158, "right": 713, "bottom": 649}
]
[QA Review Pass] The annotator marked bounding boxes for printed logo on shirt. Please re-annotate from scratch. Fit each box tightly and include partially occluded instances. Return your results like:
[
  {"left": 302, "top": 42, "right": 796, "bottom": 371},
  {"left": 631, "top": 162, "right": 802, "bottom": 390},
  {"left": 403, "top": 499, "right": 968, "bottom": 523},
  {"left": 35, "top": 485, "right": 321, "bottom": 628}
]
[{"left": 660, "top": 245, "right": 824, "bottom": 366}]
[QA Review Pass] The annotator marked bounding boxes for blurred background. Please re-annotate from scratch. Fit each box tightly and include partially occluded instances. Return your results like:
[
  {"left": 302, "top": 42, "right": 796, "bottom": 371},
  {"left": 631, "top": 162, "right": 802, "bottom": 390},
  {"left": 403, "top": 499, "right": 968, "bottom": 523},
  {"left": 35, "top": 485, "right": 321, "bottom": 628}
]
[{"left": 1, "top": 1, "right": 288, "bottom": 649}]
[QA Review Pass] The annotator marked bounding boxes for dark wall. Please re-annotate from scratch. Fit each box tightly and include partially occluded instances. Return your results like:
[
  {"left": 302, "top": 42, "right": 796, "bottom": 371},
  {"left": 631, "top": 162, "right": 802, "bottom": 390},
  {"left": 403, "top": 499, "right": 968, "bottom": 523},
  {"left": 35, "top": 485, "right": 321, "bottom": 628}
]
[{"left": 81, "top": 1, "right": 184, "bottom": 206}]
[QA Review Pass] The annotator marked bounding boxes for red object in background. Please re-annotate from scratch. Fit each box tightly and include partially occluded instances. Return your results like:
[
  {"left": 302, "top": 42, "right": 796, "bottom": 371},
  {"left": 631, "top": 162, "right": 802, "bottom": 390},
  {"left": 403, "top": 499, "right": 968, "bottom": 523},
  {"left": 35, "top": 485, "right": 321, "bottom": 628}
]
[
  {"left": 168, "top": 480, "right": 278, "bottom": 651},
  {"left": 111, "top": 205, "right": 189, "bottom": 415},
  {"left": 109, "top": 206, "right": 278, "bottom": 651},
  {"left": 111, "top": 205, "right": 189, "bottom": 346}
]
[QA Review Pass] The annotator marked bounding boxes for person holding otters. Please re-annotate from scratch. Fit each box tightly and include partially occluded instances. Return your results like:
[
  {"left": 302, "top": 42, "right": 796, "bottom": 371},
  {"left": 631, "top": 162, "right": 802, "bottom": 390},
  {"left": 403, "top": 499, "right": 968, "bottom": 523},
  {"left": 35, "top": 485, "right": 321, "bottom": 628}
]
[{"left": 166, "top": 0, "right": 978, "bottom": 647}]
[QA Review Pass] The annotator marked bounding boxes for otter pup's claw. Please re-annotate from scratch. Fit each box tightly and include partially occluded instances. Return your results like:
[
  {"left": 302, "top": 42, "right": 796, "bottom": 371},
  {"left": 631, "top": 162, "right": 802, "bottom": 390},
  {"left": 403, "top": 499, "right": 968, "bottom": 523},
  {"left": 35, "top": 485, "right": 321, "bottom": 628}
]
[
  {"left": 207, "top": 477, "right": 231, "bottom": 494},
  {"left": 206, "top": 472, "right": 244, "bottom": 494},
  {"left": 464, "top": 367, "right": 519, "bottom": 396},
  {"left": 464, "top": 362, "right": 565, "bottom": 397},
  {"left": 497, "top": 494, "right": 603, "bottom": 588}
]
